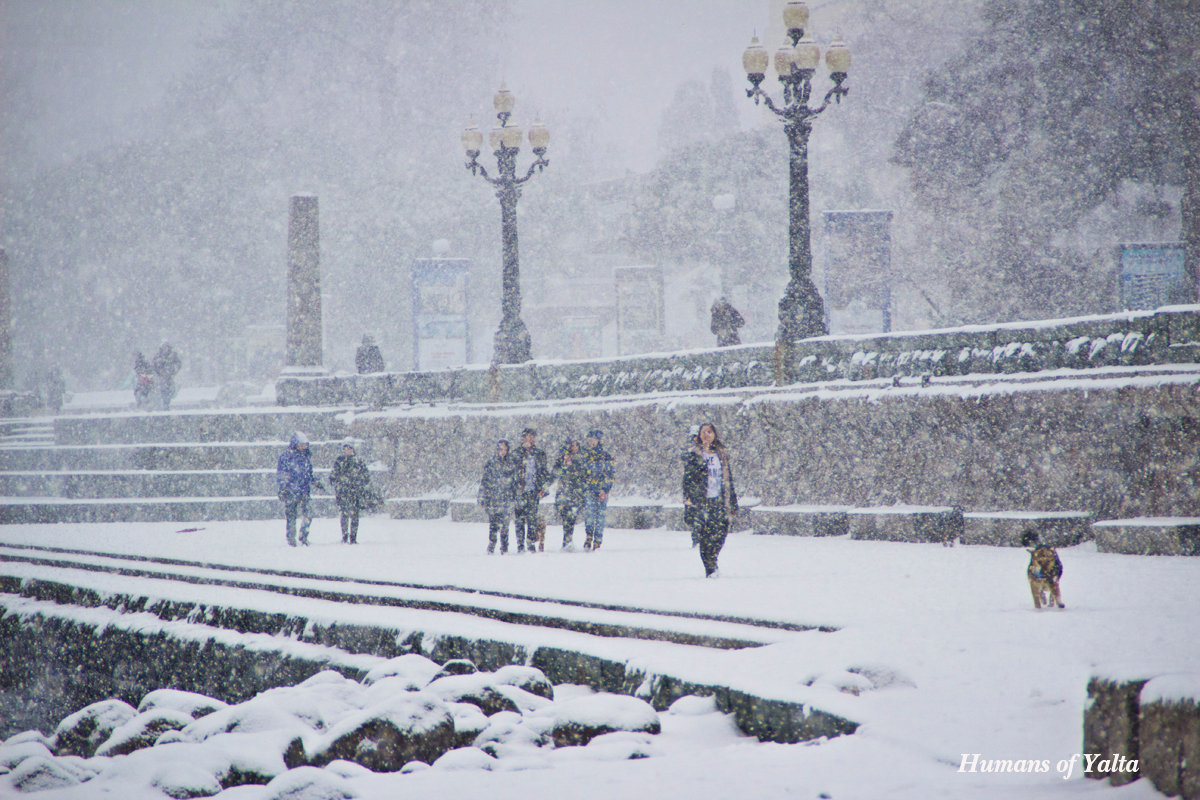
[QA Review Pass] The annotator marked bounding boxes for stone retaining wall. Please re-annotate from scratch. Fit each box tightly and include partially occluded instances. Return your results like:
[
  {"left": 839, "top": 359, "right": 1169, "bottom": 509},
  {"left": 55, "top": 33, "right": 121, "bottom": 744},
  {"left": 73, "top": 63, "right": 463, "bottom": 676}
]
[
  {"left": 358, "top": 377, "right": 1200, "bottom": 521},
  {"left": 278, "top": 306, "right": 1200, "bottom": 407}
]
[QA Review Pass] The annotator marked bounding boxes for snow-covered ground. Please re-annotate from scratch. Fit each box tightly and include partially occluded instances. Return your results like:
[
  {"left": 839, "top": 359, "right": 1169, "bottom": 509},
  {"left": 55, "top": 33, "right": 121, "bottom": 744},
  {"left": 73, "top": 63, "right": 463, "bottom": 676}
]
[{"left": 1, "top": 516, "right": 1197, "bottom": 800}]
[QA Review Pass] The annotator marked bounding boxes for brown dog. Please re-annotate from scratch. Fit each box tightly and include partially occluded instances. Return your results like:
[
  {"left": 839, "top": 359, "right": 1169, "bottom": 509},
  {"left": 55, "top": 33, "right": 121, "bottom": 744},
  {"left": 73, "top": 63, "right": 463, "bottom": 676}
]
[{"left": 1027, "top": 546, "right": 1064, "bottom": 609}]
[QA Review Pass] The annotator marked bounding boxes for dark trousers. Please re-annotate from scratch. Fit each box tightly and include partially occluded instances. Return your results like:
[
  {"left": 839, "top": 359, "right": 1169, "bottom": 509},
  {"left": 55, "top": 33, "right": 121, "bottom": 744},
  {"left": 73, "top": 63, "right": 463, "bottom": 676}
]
[
  {"left": 514, "top": 492, "right": 540, "bottom": 550},
  {"left": 284, "top": 496, "right": 311, "bottom": 545},
  {"left": 488, "top": 513, "right": 510, "bottom": 553},
  {"left": 560, "top": 506, "right": 578, "bottom": 546},
  {"left": 692, "top": 497, "right": 729, "bottom": 576},
  {"left": 340, "top": 509, "right": 359, "bottom": 543}
]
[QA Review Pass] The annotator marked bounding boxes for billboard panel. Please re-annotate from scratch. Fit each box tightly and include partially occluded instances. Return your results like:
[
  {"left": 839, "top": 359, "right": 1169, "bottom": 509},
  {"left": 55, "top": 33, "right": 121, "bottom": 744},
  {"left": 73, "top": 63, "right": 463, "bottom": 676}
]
[
  {"left": 1118, "top": 243, "right": 1189, "bottom": 310},
  {"left": 614, "top": 265, "right": 663, "bottom": 355},
  {"left": 822, "top": 210, "right": 893, "bottom": 334},
  {"left": 412, "top": 259, "right": 470, "bottom": 371}
]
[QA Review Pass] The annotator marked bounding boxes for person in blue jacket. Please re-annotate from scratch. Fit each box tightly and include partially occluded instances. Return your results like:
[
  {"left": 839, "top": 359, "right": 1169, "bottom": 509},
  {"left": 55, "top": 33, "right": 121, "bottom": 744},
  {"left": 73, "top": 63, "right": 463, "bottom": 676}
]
[
  {"left": 277, "top": 431, "right": 319, "bottom": 546},
  {"left": 578, "top": 429, "right": 614, "bottom": 551}
]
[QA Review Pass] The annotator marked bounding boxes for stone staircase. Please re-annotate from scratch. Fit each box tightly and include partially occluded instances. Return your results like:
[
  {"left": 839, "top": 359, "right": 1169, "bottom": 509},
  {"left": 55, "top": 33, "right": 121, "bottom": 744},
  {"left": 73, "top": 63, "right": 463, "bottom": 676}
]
[{"left": 0, "top": 408, "right": 375, "bottom": 524}]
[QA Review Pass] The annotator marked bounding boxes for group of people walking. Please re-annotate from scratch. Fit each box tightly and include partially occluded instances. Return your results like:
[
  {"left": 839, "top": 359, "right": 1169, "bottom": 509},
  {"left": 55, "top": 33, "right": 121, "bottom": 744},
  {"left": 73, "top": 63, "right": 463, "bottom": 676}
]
[
  {"left": 477, "top": 422, "right": 737, "bottom": 577},
  {"left": 478, "top": 427, "right": 614, "bottom": 554},
  {"left": 132, "top": 342, "right": 181, "bottom": 411},
  {"left": 275, "top": 433, "right": 376, "bottom": 547},
  {"left": 274, "top": 420, "right": 738, "bottom": 579}
]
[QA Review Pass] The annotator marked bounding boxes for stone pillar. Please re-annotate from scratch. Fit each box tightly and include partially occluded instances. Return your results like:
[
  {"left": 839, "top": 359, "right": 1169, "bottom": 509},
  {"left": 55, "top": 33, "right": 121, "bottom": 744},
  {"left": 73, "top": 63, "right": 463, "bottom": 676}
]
[
  {"left": 286, "top": 195, "right": 323, "bottom": 371},
  {"left": 0, "top": 248, "right": 12, "bottom": 389}
]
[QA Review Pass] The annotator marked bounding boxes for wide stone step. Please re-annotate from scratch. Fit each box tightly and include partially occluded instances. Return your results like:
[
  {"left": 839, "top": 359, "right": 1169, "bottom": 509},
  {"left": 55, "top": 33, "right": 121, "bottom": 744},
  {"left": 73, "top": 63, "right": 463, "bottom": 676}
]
[
  {"left": 0, "top": 496, "right": 340, "bottom": 524},
  {"left": 0, "top": 468, "right": 357, "bottom": 499},
  {"left": 52, "top": 408, "right": 357, "bottom": 445},
  {"left": 0, "top": 440, "right": 354, "bottom": 472}
]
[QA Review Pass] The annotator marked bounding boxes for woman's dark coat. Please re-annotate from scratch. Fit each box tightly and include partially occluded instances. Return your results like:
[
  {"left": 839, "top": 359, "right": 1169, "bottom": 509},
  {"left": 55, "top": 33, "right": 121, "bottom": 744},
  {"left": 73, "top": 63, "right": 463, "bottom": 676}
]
[
  {"left": 331, "top": 453, "right": 372, "bottom": 513},
  {"left": 478, "top": 453, "right": 518, "bottom": 517}
]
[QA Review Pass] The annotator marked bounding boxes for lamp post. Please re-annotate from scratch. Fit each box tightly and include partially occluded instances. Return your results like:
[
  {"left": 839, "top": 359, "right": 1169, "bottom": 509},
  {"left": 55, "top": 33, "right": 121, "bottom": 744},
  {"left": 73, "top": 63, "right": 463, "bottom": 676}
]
[
  {"left": 742, "top": 1, "right": 851, "bottom": 383},
  {"left": 462, "top": 84, "right": 550, "bottom": 365}
]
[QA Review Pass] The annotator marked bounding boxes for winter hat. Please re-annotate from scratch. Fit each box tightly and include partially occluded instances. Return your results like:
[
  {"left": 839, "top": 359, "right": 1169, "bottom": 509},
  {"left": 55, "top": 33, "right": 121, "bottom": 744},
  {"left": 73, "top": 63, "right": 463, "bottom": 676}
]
[
  {"left": 587, "top": 428, "right": 603, "bottom": 440},
  {"left": 521, "top": 427, "right": 537, "bottom": 437},
  {"left": 342, "top": 438, "right": 356, "bottom": 449},
  {"left": 291, "top": 431, "right": 309, "bottom": 447}
]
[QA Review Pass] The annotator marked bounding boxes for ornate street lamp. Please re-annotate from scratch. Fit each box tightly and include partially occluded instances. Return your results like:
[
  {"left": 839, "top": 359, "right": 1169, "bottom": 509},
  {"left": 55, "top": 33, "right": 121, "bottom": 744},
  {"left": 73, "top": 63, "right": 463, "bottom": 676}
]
[
  {"left": 743, "top": 1, "right": 851, "bottom": 383},
  {"left": 462, "top": 84, "right": 550, "bottom": 364}
]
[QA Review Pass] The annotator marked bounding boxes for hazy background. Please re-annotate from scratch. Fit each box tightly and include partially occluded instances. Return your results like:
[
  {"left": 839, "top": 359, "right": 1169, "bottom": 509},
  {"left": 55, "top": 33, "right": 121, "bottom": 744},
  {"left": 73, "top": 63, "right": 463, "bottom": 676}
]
[{"left": 1, "top": 0, "right": 1190, "bottom": 392}]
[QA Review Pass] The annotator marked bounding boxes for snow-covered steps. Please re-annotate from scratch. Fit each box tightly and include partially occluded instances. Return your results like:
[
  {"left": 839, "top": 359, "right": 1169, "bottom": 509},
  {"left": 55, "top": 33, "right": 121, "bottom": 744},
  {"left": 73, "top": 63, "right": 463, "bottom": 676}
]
[
  {"left": 51, "top": 407, "right": 357, "bottom": 445},
  {"left": 0, "top": 543, "right": 826, "bottom": 648},
  {"left": 0, "top": 409, "right": 383, "bottom": 525},
  {"left": 0, "top": 440, "right": 354, "bottom": 472},
  {"left": 0, "top": 418, "right": 55, "bottom": 447},
  {"left": 0, "top": 495, "right": 340, "bottom": 524},
  {"left": 0, "top": 468, "right": 291, "bottom": 499},
  {"left": 0, "top": 566, "right": 856, "bottom": 745}
]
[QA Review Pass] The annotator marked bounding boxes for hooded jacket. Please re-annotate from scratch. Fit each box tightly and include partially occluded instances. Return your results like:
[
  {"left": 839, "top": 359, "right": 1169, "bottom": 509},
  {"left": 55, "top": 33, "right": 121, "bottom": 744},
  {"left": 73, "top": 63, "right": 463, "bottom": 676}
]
[{"left": 276, "top": 433, "right": 315, "bottom": 500}]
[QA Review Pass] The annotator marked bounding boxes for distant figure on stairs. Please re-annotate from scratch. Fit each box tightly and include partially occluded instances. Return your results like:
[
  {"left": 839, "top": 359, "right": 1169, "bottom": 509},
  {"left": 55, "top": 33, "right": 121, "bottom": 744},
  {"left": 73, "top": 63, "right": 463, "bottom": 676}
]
[
  {"left": 710, "top": 297, "right": 745, "bottom": 347},
  {"left": 43, "top": 364, "right": 65, "bottom": 415},
  {"left": 356, "top": 334, "right": 385, "bottom": 374},
  {"left": 152, "top": 342, "right": 181, "bottom": 410},
  {"left": 133, "top": 352, "right": 155, "bottom": 411}
]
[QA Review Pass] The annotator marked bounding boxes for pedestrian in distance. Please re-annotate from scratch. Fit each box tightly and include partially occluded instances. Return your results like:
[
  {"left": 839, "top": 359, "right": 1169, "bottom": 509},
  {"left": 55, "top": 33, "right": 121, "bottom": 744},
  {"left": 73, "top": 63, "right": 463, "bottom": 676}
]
[
  {"left": 277, "top": 431, "right": 320, "bottom": 547},
  {"left": 331, "top": 439, "right": 371, "bottom": 544},
  {"left": 710, "top": 297, "right": 745, "bottom": 347},
  {"left": 133, "top": 352, "right": 154, "bottom": 411},
  {"left": 513, "top": 427, "right": 550, "bottom": 552},
  {"left": 682, "top": 422, "right": 739, "bottom": 578},
  {"left": 152, "top": 342, "right": 182, "bottom": 410},
  {"left": 478, "top": 439, "right": 518, "bottom": 554},
  {"left": 578, "top": 429, "right": 614, "bottom": 551},
  {"left": 551, "top": 437, "right": 586, "bottom": 550},
  {"left": 355, "top": 334, "right": 385, "bottom": 374},
  {"left": 43, "top": 364, "right": 66, "bottom": 415}
]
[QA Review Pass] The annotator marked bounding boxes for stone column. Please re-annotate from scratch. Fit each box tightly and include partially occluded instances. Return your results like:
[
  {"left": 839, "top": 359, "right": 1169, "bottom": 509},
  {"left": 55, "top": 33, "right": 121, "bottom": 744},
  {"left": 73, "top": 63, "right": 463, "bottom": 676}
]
[
  {"left": 285, "top": 195, "right": 323, "bottom": 371},
  {"left": 0, "top": 248, "right": 12, "bottom": 389}
]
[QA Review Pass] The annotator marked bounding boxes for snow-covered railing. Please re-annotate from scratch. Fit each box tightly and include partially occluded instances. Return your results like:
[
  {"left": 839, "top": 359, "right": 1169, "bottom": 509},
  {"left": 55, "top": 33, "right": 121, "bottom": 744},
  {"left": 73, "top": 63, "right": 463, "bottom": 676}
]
[{"left": 275, "top": 306, "right": 1200, "bottom": 407}]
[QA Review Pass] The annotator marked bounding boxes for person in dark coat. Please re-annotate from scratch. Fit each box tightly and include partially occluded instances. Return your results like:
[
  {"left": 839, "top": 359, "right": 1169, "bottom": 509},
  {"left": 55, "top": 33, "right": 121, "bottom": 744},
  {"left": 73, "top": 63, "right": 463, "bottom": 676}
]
[
  {"left": 513, "top": 427, "right": 551, "bottom": 552},
  {"left": 478, "top": 439, "right": 518, "bottom": 554},
  {"left": 331, "top": 439, "right": 371, "bottom": 544},
  {"left": 152, "top": 342, "right": 182, "bottom": 410},
  {"left": 355, "top": 334, "right": 385, "bottom": 374},
  {"left": 710, "top": 297, "right": 745, "bottom": 347},
  {"left": 682, "top": 422, "right": 739, "bottom": 578},
  {"left": 277, "top": 431, "right": 318, "bottom": 547},
  {"left": 44, "top": 364, "right": 66, "bottom": 415},
  {"left": 133, "top": 352, "right": 154, "bottom": 411},
  {"left": 578, "top": 429, "right": 614, "bottom": 551},
  {"left": 551, "top": 437, "right": 586, "bottom": 550}
]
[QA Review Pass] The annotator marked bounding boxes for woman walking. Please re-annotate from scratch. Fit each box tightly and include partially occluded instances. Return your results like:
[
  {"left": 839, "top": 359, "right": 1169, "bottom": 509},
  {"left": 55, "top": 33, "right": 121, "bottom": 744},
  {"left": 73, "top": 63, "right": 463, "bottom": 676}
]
[
  {"left": 331, "top": 439, "right": 371, "bottom": 544},
  {"left": 478, "top": 439, "right": 518, "bottom": 554},
  {"left": 682, "top": 422, "right": 739, "bottom": 578},
  {"left": 551, "top": 437, "right": 586, "bottom": 550}
]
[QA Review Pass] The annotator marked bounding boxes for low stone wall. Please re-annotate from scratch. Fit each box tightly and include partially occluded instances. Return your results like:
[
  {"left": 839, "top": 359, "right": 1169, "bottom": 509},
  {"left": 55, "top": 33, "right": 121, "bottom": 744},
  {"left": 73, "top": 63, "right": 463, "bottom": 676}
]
[
  {"left": 1094, "top": 518, "right": 1200, "bottom": 556},
  {"left": 0, "top": 577, "right": 856, "bottom": 745},
  {"left": 277, "top": 306, "right": 1200, "bottom": 407},
  {"left": 358, "top": 375, "right": 1200, "bottom": 522},
  {"left": 1084, "top": 671, "right": 1200, "bottom": 798}
]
